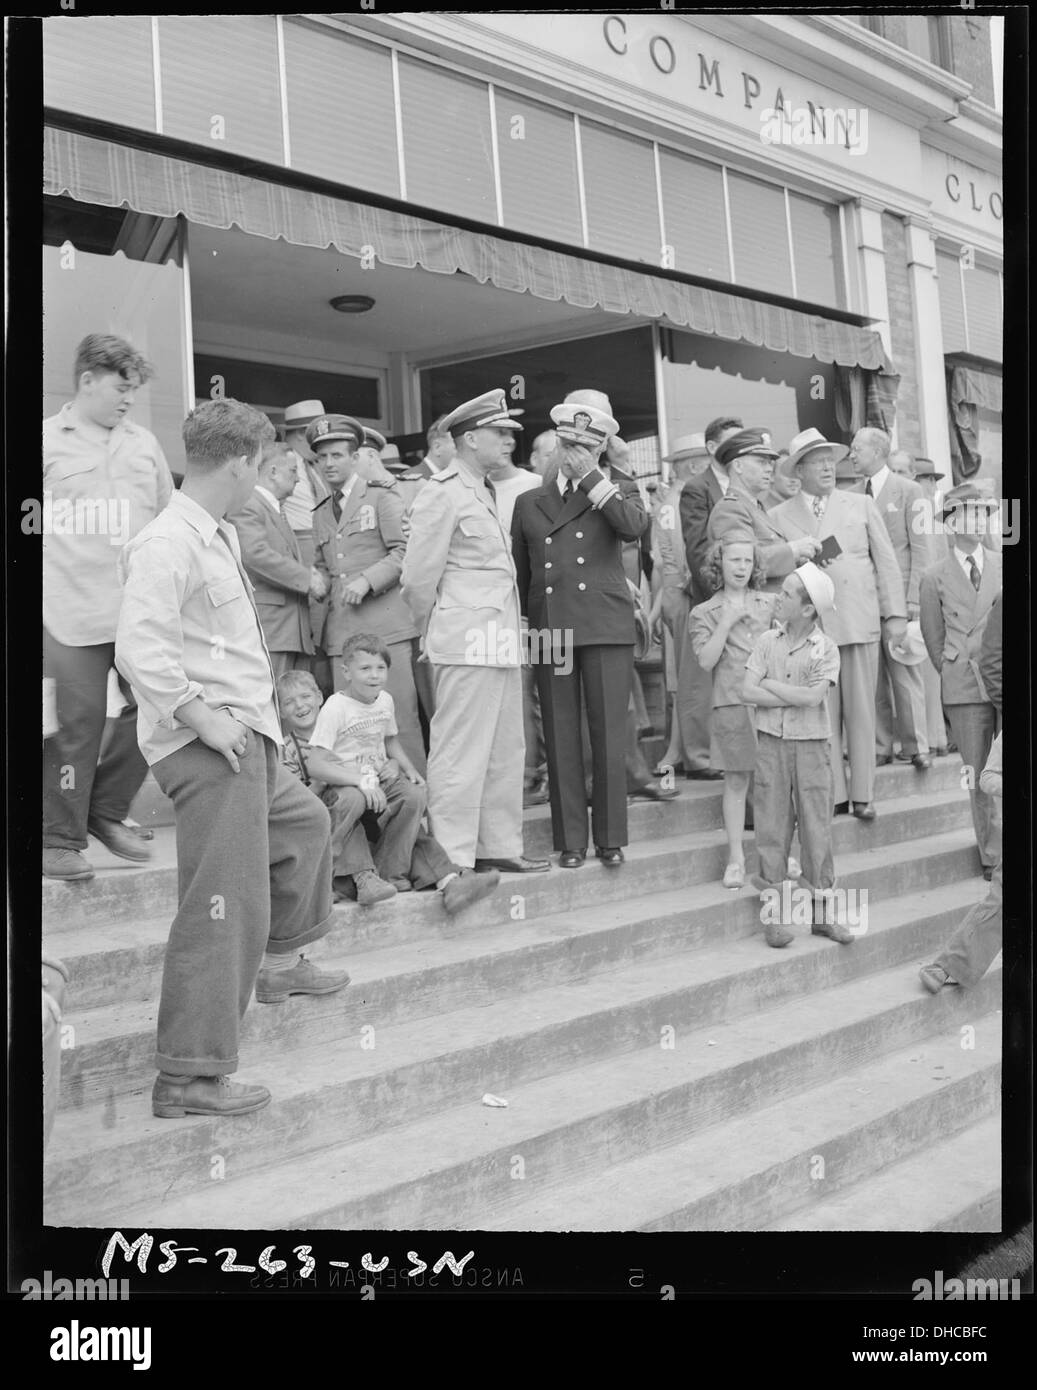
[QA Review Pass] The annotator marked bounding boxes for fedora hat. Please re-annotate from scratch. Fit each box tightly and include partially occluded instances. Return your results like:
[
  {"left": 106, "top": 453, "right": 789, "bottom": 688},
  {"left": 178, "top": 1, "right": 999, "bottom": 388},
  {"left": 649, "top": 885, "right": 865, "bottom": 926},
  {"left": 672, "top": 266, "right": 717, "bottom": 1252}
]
[
  {"left": 664, "top": 432, "right": 708, "bottom": 463},
  {"left": 283, "top": 399, "right": 326, "bottom": 431},
  {"left": 886, "top": 619, "right": 927, "bottom": 667},
  {"left": 781, "top": 428, "right": 849, "bottom": 476}
]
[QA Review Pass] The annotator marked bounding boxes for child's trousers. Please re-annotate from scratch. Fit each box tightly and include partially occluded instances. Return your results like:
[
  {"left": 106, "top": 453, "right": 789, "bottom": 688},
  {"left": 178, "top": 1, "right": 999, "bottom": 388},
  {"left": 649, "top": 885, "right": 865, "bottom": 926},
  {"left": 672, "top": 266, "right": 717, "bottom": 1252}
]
[
  {"left": 151, "top": 730, "right": 333, "bottom": 1077},
  {"left": 934, "top": 857, "right": 1002, "bottom": 987},
  {"left": 326, "top": 772, "right": 432, "bottom": 882},
  {"left": 754, "top": 731, "right": 835, "bottom": 890}
]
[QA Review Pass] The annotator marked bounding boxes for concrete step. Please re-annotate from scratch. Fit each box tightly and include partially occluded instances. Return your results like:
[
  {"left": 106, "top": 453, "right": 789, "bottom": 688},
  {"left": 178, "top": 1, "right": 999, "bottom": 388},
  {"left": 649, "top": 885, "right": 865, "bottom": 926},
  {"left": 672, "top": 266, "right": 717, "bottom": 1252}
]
[
  {"left": 45, "top": 887, "right": 998, "bottom": 1227},
  {"left": 55, "top": 830, "right": 983, "bottom": 1104},
  {"left": 42, "top": 758, "right": 970, "bottom": 928},
  {"left": 76, "top": 964, "right": 1002, "bottom": 1231},
  {"left": 762, "top": 1113, "right": 1002, "bottom": 1231},
  {"left": 481, "top": 1013, "right": 1002, "bottom": 1231},
  {"left": 46, "top": 787, "right": 977, "bottom": 1009}
]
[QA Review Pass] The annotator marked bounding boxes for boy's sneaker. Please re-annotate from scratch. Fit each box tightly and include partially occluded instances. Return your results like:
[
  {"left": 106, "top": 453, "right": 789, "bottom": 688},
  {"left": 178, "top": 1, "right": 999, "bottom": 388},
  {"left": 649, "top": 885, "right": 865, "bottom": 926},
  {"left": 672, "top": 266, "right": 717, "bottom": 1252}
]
[
  {"left": 786, "top": 856, "right": 802, "bottom": 880},
  {"left": 354, "top": 871, "right": 397, "bottom": 906},
  {"left": 43, "top": 848, "right": 95, "bottom": 882},
  {"left": 763, "top": 920, "right": 794, "bottom": 949}
]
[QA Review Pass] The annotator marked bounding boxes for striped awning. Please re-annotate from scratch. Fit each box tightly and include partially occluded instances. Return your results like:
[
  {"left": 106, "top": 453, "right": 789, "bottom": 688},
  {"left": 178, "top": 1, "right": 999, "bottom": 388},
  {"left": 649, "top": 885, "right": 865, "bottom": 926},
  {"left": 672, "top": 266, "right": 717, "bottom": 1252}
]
[{"left": 45, "top": 125, "right": 894, "bottom": 372}]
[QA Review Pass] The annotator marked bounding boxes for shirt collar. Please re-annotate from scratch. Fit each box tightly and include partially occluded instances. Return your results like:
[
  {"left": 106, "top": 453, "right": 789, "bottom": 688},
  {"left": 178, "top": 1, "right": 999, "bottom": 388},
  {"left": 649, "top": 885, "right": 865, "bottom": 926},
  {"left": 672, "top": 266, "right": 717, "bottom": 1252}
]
[
  {"left": 254, "top": 484, "right": 281, "bottom": 514},
  {"left": 869, "top": 464, "right": 890, "bottom": 496},
  {"left": 956, "top": 544, "right": 984, "bottom": 575},
  {"left": 58, "top": 399, "right": 136, "bottom": 444},
  {"left": 777, "top": 618, "right": 824, "bottom": 651},
  {"left": 710, "top": 463, "right": 729, "bottom": 493},
  {"left": 169, "top": 489, "right": 223, "bottom": 546}
]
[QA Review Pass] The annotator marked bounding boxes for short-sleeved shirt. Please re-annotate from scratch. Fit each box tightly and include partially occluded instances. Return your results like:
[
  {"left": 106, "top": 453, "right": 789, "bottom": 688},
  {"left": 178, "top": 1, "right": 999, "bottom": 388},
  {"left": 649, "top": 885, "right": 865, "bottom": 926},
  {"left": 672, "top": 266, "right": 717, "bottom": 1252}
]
[
  {"left": 689, "top": 589, "right": 777, "bottom": 707},
  {"left": 308, "top": 690, "right": 397, "bottom": 776},
  {"left": 744, "top": 622, "right": 841, "bottom": 740}
]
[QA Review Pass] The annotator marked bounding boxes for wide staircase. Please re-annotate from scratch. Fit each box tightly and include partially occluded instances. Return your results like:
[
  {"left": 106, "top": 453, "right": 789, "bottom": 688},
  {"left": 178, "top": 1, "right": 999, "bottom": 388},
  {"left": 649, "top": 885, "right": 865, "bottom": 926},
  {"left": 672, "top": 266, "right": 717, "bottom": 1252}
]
[{"left": 44, "top": 757, "right": 1001, "bottom": 1232}]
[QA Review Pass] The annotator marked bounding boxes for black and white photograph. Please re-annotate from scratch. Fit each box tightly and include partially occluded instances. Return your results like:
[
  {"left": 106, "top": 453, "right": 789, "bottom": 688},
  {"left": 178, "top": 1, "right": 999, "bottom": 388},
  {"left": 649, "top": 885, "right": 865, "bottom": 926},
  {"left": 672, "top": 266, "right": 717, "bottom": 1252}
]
[{"left": 10, "top": 3, "right": 1031, "bottom": 1339}]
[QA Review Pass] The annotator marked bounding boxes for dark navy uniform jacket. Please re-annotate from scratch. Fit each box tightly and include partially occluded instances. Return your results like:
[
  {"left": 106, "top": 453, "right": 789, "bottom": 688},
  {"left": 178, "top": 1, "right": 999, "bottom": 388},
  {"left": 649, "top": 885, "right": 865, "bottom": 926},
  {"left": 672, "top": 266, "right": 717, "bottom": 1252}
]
[{"left": 511, "top": 466, "right": 647, "bottom": 647}]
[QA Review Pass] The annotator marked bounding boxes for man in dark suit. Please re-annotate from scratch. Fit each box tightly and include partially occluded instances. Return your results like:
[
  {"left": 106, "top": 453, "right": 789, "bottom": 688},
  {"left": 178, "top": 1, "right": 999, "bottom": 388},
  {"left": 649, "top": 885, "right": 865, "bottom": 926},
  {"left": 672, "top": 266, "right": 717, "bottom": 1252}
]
[
  {"left": 677, "top": 415, "right": 744, "bottom": 777},
  {"left": 230, "top": 442, "right": 324, "bottom": 679},
  {"left": 512, "top": 401, "right": 648, "bottom": 867}
]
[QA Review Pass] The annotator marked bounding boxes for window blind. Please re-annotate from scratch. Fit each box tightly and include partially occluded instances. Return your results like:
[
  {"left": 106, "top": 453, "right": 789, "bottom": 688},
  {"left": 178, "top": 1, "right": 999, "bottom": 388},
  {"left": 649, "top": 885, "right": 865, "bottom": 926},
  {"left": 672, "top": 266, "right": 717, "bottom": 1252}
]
[
  {"left": 398, "top": 56, "right": 497, "bottom": 223},
  {"left": 495, "top": 92, "right": 582, "bottom": 247},
  {"left": 788, "top": 192, "right": 843, "bottom": 308},
  {"left": 658, "top": 149, "right": 729, "bottom": 281},
  {"left": 44, "top": 16, "right": 156, "bottom": 131},
  {"left": 936, "top": 249, "right": 968, "bottom": 353},
  {"left": 727, "top": 171, "right": 794, "bottom": 297},
  {"left": 962, "top": 264, "right": 1003, "bottom": 362},
  {"left": 580, "top": 120, "right": 660, "bottom": 266}
]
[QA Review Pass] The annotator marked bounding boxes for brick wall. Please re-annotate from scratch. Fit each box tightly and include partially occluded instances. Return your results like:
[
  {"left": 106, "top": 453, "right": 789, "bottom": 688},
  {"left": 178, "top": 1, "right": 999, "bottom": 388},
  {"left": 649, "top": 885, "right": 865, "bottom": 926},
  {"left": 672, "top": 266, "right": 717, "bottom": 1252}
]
[
  {"left": 946, "top": 15, "right": 996, "bottom": 105},
  {"left": 881, "top": 213, "right": 922, "bottom": 453}
]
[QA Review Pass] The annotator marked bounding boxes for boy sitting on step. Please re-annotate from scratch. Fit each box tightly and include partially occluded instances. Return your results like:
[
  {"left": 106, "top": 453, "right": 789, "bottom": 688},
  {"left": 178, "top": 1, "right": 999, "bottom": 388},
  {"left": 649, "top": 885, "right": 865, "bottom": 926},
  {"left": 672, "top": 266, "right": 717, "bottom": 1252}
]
[
  {"left": 278, "top": 644, "right": 498, "bottom": 914},
  {"left": 741, "top": 563, "right": 848, "bottom": 949}
]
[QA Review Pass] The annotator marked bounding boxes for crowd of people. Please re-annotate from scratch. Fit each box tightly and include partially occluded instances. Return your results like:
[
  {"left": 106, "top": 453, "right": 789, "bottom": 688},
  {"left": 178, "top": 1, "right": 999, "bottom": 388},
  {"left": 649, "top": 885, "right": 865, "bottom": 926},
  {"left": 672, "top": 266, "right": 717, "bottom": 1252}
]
[{"left": 42, "top": 332, "right": 1005, "bottom": 1120}]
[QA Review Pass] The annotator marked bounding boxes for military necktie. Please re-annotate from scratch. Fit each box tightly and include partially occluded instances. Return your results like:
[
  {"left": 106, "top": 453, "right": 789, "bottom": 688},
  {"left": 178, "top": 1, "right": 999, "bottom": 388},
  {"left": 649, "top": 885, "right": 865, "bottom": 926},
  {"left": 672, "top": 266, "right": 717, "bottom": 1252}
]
[
  {"left": 967, "top": 554, "right": 981, "bottom": 591},
  {"left": 331, "top": 489, "right": 343, "bottom": 524},
  {"left": 564, "top": 479, "right": 576, "bottom": 498}
]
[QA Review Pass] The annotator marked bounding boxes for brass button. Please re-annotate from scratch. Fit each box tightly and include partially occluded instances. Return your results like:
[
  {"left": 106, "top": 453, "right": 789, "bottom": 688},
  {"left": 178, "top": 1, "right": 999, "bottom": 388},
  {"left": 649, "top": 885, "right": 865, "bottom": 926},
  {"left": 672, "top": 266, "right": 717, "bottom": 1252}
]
[
  {"left": 575, "top": 531, "right": 583, "bottom": 539},
  {"left": 545, "top": 586, "right": 553, "bottom": 595},
  {"left": 545, "top": 536, "right": 552, "bottom": 544},
  {"left": 578, "top": 583, "right": 586, "bottom": 591},
  {"left": 577, "top": 557, "right": 584, "bottom": 564},
  {"left": 545, "top": 562, "right": 552, "bottom": 569}
]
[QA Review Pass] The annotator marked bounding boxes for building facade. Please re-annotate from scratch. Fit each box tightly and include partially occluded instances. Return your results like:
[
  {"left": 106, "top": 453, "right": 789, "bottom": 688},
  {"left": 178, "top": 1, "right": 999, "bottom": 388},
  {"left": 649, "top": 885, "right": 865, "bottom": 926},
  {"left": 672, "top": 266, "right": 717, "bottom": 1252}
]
[{"left": 43, "top": 12, "right": 1003, "bottom": 486}]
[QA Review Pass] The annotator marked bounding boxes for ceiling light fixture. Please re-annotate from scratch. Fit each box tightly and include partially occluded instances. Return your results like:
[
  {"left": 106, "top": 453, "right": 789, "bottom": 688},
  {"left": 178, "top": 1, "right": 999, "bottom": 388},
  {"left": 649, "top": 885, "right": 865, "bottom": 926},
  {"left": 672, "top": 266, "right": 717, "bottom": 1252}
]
[{"left": 329, "top": 294, "right": 376, "bottom": 314}]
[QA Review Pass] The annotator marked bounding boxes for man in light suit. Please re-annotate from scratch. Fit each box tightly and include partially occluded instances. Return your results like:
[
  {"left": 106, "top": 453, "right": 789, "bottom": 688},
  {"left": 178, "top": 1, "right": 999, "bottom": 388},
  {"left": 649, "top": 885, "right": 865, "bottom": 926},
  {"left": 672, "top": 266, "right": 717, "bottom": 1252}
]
[
  {"left": 707, "top": 428, "right": 822, "bottom": 590},
  {"left": 849, "top": 427, "right": 933, "bottom": 770},
  {"left": 309, "top": 413, "right": 427, "bottom": 773},
  {"left": 230, "top": 442, "right": 324, "bottom": 679},
  {"left": 676, "top": 416, "right": 745, "bottom": 777},
  {"left": 401, "top": 389, "right": 549, "bottom": 874},
  {"left": 919, "top": 484, "right": 1002, "bottom": 877},
  {"left": 770, "top": 429, "right": 908, "bottom": 819},
  {"left": 282, "top": 399, "right": 333, "bottom": 688}
]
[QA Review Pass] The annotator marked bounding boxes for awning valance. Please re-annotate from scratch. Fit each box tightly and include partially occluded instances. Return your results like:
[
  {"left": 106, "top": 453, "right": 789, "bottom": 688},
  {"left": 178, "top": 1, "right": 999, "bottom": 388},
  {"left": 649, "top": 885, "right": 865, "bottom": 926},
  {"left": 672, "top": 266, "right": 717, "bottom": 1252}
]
[{"left": 45, "top": 126, "right": 893, "bottom": 372}]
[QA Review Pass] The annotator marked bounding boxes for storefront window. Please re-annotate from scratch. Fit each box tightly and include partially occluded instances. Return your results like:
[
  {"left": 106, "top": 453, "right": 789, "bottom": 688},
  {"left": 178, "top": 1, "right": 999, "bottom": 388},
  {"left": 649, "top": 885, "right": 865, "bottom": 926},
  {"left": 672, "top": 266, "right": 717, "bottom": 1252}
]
[
  {"left": 43, "top": 198, "right": 189, "bottom": 472},
  {"left": 660, "top": 328, "right": 839, "bottom": 449}
]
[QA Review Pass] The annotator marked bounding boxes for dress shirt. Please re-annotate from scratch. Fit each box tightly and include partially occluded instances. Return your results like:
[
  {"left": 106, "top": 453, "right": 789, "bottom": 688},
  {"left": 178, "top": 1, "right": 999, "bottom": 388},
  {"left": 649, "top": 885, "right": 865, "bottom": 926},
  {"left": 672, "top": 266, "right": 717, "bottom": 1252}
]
[
  {"left": 43, "top": 402, "right": 174, "bottom": 646},
  {"left": 865, "top": 464, "right": 890, "bottom": 499},
  {"left": 115, "top": 490, "right": 282, "bottom": 766},
  {"left": 745, "top": 622, "right": 841, "bottom": 740},
  {"left": 955, "top": 544, "right": 984, "bottom": 583},
  {"left": 710, "top": 464, "right": 730, "bottom": 495},
  {"left": 281, "top": 453, "right": 320, "bottom": 531}
]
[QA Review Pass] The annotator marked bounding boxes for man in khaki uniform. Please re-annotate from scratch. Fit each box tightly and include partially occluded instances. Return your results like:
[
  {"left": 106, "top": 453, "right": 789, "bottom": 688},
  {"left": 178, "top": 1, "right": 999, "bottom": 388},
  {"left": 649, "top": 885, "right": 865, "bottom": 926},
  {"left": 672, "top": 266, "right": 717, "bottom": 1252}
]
[
  {"left": 309, "top": 413, "right": 427, "bottom": 773},
  {"left": 401, "top": 390, "right": 550, "bottom": 874}
]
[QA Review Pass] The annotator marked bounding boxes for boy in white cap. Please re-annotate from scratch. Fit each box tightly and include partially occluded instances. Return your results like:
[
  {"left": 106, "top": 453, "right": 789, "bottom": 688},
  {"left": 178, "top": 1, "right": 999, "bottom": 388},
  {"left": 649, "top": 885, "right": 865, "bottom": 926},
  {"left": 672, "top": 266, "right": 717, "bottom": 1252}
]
[{"left": 742, "top": 562, "right": 849, "bottom": 948}]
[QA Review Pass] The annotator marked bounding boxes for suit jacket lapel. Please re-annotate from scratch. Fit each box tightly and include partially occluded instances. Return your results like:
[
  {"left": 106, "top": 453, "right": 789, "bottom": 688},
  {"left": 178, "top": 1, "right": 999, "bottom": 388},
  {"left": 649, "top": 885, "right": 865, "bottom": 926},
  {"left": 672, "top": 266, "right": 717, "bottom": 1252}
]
[
  {"left": 534, "top": 484, "right": 563, "bottom": 525},
  {"left": 275, "top": 506, "right": 302, "bottom": 561},
  {"left": 945, "top": 549, "right": 978, "bottom": 608}
]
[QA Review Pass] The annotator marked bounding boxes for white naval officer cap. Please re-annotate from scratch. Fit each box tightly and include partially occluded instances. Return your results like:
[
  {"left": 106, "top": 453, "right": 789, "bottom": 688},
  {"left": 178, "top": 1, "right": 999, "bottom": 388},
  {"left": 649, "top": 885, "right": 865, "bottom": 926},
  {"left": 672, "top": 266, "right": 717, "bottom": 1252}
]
[
  {"left": 549, "top": 400, "right": 620, "bottom": 449},
  {"left": 441, "top": 389, "right": 524, "bottom": 438}
]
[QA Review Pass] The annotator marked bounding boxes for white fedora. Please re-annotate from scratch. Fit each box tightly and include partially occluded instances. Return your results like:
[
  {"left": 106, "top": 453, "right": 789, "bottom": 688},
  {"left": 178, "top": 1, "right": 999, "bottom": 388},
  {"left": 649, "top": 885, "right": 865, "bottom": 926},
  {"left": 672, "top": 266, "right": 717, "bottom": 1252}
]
[
  {"left": 781, "top": 427, "right": 849, "bottom": 476},
  {"left": 664, "top": 432, "right": 708, "bottom": 462},
  {"left": 283, "top": 399, "right": 326, "bottom": 430},
  {"left": 886, "top": 619, "right": 927, "bottom": 666}
]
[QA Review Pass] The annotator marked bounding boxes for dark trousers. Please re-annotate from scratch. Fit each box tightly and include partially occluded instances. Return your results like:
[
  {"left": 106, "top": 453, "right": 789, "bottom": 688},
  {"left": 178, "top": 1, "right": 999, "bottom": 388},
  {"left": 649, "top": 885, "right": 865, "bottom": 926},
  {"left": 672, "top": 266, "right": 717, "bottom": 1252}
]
[
  {"left": 538, "top": 644, "right": 632, "bottom": 851},
  {"left": 151, "top": 732, "right": 333, "bottom": 1077},
  {"left": 43, "top": 629, "right": 149, "bottom": 851}
]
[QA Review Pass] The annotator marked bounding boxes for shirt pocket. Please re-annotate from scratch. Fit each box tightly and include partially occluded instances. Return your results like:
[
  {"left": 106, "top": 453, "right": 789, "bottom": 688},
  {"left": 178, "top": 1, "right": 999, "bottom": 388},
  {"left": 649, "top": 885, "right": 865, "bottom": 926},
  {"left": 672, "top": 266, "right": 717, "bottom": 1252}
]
[{"left": 205, "top": 576, "right": 255, "bottom": 639}]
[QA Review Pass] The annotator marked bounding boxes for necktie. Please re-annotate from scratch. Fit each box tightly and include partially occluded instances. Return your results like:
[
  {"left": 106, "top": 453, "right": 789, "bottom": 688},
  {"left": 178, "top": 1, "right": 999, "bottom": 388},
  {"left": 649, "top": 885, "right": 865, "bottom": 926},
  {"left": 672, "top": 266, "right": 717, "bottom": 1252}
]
[
  {"left": 812, "top": 495, "right": 825, "bottom": 521},
  {"left": 564, "top": 479, "right": 576, "bottom": 499},
  {"left": 331, "top": 489, "right": 343, "bottom": 524},
  {"left": 967, "top": 554, "right": 981, "bottom": 591},
  {"left": 864, "top": 478, "right": 873, "bottom": 497}
]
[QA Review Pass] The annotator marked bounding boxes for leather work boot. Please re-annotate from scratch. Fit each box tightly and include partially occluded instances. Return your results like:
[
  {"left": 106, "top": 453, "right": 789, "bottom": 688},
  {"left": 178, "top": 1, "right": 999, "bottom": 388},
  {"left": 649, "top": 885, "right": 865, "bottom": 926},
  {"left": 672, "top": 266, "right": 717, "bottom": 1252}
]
[
  {"left": 88, "top": 816, "right": 152, "bottom": 863},
  {"left": 43, "top": 848, "right": 95, "bottom": 881},
  {"left": 441, "top": 867, "right": 500, "bottom": 915},
  {"left": 152, "top": 1074, "right": 271, "bottom": 1118},
  {"left": 255, "top": 956, "right": 351, "bottom": 1004}
]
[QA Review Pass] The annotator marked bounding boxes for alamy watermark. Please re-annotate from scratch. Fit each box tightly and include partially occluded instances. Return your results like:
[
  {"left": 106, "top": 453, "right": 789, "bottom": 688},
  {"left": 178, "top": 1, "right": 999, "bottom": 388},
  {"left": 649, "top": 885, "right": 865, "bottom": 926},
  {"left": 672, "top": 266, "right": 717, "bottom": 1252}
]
[
  {"left": 465, "top": 622, "right": 574, "bottom": 674},
  {"left": 760, "top": 104, "right": 868, "bottom": 155},
  {"left": 22, "top": 493, "right": 131, "bottom": 546}
]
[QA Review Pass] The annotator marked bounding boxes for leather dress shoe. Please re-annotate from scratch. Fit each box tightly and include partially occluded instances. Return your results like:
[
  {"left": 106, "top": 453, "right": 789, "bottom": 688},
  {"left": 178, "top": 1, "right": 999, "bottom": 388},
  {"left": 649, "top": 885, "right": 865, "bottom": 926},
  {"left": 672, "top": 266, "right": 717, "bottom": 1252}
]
[
  {"left": 42, "top": 848, "right": 95, "bottom": 881},
  {"left": 919, "top": 964, "right": 957, "bottom": 994},
  {"left": 124, "top": 820, "right": 155, "bottom": 841},
  {"left": 523, "top": 779, "right": 551, "bottom": 807},
  {"left": 833, "top": 802, "right": 850, "bottom": 817},
  {"left": 910, "top": 753, "right": 932, "bottom": 770},
  {"left": 851, "top": 802, "right": 877, "bottom": 821},
  {"left": 474, "top": 856, "right": 551, "bottom": 873},
  {"left": 152, "top": 1073, "right": 271, "bottom": 1119},
  {"left": 876, "top": 754, "right": 893, "bottom": 766},
  {"left": 559, "top": 850, "right": 586, "bottom": 868},
  {"left": 88, "top": 816, "right": 152, "bottom": 863},
  {"left": 933, "top": 745, "right": 949, "bottom": 758},
  {"left": 442, "top": 867, "right": 499, "bottom": 914},
  {"left": 685, "top": 768, "right": 724, "bottom": 781},
  {"left": 629, "top": 781, "right": 680, "bottom": 801},
  {"left": 595, "top": 846, "right": 624, "bottom": 866},
  {"left": 255, "top": 955, "right": 351, "bottom": 1004},
  {"left": 982, "top": 866, "right": 994, "bottom": 882}
]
